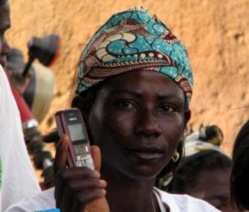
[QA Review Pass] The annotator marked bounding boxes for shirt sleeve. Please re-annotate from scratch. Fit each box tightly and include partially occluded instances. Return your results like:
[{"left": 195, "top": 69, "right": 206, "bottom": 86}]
[{"left": 0, "top": 66, "right": 41, "bottom": 211}]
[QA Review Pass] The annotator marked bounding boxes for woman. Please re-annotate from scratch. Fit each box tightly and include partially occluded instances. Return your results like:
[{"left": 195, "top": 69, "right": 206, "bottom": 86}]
[
  {"left": 0, "top": 1, "right": 41, "bottom": 211},
  {"left": 231, "top": 119, "right": 249, "bottom": 211},
  {"left": 156, "top": 126, "right": 233, "bottom": 211},
  {"left": 7, "top": 6, "right": 219, "bottom": 212}
]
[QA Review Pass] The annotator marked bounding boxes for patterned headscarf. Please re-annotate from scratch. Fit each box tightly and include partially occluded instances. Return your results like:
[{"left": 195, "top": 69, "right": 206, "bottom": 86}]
[{"left": 77, "top": 6, "right": 194, "bottom": 105}]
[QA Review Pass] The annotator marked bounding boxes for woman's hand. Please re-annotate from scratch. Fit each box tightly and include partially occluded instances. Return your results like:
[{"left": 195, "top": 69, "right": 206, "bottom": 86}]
[{"left": 54, "top": 135, "right": 110, "bottom": 212}]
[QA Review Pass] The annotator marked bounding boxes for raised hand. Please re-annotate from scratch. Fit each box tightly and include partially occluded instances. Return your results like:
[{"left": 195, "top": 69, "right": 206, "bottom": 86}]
[{"left": 54, "top": 135, "right": 110, "bottom": 212}]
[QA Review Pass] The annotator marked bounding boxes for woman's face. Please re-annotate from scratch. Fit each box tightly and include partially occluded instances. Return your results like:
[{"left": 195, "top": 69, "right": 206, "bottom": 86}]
[
  {"left": 188, "top": 169, "right": 233, "bottom": 212},
  {"left": 88, "top": 70, "right": 190, "bottom": 179}
]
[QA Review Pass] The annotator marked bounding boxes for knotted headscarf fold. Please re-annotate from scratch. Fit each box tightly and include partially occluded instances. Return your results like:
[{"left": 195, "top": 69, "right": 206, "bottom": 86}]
[{"left": 77, "top": 6, "right": 194, "bottom": 105}]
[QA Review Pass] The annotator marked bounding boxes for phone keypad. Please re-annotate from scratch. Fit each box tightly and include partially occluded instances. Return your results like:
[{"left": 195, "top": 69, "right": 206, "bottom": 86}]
[{"left": 73, "top": 145, "right": 94, "bottom": 170}]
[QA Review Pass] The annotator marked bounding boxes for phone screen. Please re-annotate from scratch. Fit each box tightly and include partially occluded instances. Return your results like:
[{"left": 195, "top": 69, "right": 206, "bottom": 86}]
[{"left": 68, "top": 123, "right": 87, "bottom": 144}]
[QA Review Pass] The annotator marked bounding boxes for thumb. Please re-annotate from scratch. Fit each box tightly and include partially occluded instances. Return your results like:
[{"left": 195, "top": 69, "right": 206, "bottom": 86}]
[
  {"left": 90, "top": 145, "right": 101, "bottom": 172},
  {"left": 54, "top": 135, "right": 70, "bottom": 176}
]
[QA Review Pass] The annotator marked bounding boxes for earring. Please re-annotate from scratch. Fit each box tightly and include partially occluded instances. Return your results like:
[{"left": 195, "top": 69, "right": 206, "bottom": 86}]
[{"left": 172, "top": 150, "right": 180, "bottom": 162}]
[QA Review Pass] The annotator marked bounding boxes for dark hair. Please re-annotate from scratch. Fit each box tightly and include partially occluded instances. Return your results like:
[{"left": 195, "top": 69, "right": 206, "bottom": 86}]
[
  {"left": 231, "top": 120, "right": 249, "bottom": 210},
  {"left": 164, "top": 150, "right": 232, "bottom": 193},
  {"left": 0, "top": 0, "right": 7, "bottom": 6}
]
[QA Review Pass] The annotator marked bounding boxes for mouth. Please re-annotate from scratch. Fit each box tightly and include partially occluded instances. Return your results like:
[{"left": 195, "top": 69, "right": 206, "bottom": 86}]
[{"left": 124, "top": 147, "right": 165, "bottom": 162}]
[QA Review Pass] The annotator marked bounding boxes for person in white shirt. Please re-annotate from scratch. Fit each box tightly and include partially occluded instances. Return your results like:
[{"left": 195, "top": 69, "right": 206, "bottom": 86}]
[
  {"left": 157, "top": 126, "right": 233, "bottom": 211},
  {"left": 0, "top": 65, "right": 41, "bottom": 211},
  {"left": 0, "top": 1, "right": 41, "bottom": 210}
]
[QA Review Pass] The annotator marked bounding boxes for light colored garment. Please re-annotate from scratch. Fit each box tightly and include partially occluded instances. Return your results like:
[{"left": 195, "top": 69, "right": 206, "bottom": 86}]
[
  {"left": 0, "top": 66, "right": 41, "bottom": 211},
  {"left": 154, "top": 187, "right": 220, "bottom": 212},
  {"left": 7, "top": 187, "right": 220, "bottom": 212},
  {"left": 6, "top": 187, "right": 55, "bottom": 212}
]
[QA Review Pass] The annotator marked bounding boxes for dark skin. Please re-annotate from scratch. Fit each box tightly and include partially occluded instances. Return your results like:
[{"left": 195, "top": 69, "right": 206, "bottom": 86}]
[
  {"left": 187, "top": 169, "right": 233, "bottom": 212},
  {"left": 54, "top": 70, "right": 191, "bottom": 212},
  {"left": 0, "top": 1, "right": 11, "bottom": 69}
]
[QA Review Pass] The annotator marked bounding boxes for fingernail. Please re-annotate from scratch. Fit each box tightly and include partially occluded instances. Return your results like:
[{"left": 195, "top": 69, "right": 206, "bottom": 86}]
[
  {"left": 93, "top": 170, "right": 101, "bottom": 178},
  {"left": 100, "top": 180, "right": 107, "bottom": 186},
  {"left": 101, "top": 189, "right": 106, "bottom": 195}
]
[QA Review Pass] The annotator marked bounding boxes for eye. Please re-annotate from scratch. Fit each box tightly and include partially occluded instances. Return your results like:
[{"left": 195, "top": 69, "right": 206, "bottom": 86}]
[
  {"left": 115, "top": 100, "right": 137, "bottom": 110},
  {"left": 158, "top": 104, "right": 176, "bottom": 112}
]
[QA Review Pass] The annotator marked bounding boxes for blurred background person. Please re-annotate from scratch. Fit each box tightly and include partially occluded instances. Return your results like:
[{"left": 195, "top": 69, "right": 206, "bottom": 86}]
[
  {"left": 0, "top": 0, "right": 41, "bottom": 210},
  {"left": 6, "top": 45, "right": 61, "bottom": 190},
  {"left": 231, "top": 119, "right": 249, "bottom": 212},
  {"left": 156, "top": 124, "right": 233, "bottom": 212}
]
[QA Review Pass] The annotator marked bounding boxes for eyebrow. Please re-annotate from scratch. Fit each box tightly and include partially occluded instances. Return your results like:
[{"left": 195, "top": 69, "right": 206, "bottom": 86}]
[
  {"left": 110, "top": 89, "right": 184, "bottom": 102},
  {"left": 110, "top": 89, "right": 142, "bottom": 98}
]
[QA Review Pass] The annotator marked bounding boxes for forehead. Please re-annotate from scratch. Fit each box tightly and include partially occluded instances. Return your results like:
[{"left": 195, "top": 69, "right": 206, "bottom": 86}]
[
  {"left": 0, "top": 3, "right": 10, "bottom": 29},
  {"left": 196, "top": 169, "right": 231, "bottom": 195},
  {"left": 101, "top": 70, "right": 184, "bottom": 96}
]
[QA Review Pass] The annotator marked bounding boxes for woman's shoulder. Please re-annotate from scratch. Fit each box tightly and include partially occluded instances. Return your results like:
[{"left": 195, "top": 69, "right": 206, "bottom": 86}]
[
  {"left": 6, "top": 187, "right": 56, "bottom": 212},
  {"left": 153, "top": 187, "right": 221, "bottom": 212}
]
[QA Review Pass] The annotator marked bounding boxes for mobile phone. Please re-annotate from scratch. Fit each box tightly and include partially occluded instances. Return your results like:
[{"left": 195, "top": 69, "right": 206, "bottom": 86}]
[{"left": 55, "top": 108, "right": 95, "bottom": 170}]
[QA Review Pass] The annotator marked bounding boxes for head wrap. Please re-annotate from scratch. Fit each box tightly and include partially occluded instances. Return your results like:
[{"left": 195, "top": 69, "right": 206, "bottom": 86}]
[
  {"left": 77, "top": 6, "right": 194, "bottom": 105},
  {"left": 183, "top": 124, "right": 227, "bottom": 158}
]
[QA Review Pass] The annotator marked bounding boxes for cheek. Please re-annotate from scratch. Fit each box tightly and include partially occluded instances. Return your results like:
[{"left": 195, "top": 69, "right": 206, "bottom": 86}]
[
  {"left": 88, "top": 106, "right": 134, "bottom": 144},
  {"left": 105, "top": 113, "right": 135, "bottom": 137},
  {"left": 161, "top": 115, "right": 185, "bottom": 138}
]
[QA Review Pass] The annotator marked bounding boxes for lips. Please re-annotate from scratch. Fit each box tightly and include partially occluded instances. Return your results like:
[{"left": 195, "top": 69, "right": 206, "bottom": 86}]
[{"left": 124, "top": 147, "right": 165, "bottom": 162}]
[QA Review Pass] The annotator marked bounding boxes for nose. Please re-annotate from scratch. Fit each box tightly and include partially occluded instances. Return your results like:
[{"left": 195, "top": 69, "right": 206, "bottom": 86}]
[{"left": 134, "top": 110, "right": 162, "bottom": 137}]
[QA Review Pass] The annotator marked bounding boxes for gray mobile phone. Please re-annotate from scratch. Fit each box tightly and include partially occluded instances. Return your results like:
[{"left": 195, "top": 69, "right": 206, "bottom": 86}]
[{"left": 55, "top": 108, "right": 94, "bottom": 170}]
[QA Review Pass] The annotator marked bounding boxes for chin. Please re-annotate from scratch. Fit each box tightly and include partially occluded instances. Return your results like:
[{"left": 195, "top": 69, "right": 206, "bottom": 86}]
[{"left": 122, "top": 165, "right": 162, "bottom": 180}]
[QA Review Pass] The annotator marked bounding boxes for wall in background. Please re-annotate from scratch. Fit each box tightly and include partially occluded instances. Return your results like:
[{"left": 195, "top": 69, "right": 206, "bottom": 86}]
[{"left": 8, "top": 0, "right": 249, "bottom": 155}]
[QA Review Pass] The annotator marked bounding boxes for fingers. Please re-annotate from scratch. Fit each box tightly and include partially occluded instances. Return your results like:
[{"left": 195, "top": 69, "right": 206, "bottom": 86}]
[
  {"left": 54, "top": 136, "right": 101, "bottom": 172},
  {"left": 66, "top": 178, "right": 107, "bottom": 192},
  {"left": 54, "top": 134, "right": 70, "bottom": 175},
  {"left": 70, "top": 189, "right": 107, "bottom": 212},
  {"left": 54, "top": 136, "right": 108, "bottom": 211},
  {"left": 56, "top": 168, "right": 107, "bottom": 211},
  {"left": 91, "top": 145, "right": 101, "bottom": 172},
  {"left": 55, "top": 144, "right": 103, "bottom": 201},
  {"left": 55, "top": 166, "right": 105, "bottom": 209},
  {"left": 54, "top": 135, "right": 70, "bottom": 208},
  {"left": 61, "top": 180, "right": 107, "bottom": 211}
]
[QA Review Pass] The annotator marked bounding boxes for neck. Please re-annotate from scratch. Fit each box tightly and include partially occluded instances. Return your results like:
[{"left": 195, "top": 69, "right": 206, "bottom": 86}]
[{"left": 101, "top": 163, "right": 158, "bottom": 212}]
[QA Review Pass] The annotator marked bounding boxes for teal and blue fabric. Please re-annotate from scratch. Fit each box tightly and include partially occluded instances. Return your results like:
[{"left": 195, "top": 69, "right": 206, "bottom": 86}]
[{"left": 77, "top": 6, "right": 194, "bottom": 105}]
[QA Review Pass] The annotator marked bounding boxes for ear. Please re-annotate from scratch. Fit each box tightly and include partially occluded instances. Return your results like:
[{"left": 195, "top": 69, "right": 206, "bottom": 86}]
[
  {"left": 71, "top": 95, "right": 91, "bottom": 121},
  {"left": 184, "top": 109, "right": 191, "bottom": 127}
]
